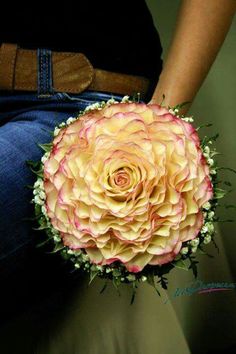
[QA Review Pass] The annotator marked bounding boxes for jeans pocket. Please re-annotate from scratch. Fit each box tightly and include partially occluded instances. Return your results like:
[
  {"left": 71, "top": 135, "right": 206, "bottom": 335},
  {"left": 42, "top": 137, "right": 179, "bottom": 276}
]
[
  {"left": 54, "top": 91, "right": 124, "bottom": 104},
  {"left": 0, "top": 91, "right": 124, "bottom": 126}
]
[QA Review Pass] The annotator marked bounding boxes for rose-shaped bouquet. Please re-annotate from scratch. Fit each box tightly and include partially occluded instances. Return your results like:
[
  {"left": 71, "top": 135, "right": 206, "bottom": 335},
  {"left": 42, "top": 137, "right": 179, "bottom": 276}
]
[{"left": 28, "top": 96, "right": 231, "bottom": 301}]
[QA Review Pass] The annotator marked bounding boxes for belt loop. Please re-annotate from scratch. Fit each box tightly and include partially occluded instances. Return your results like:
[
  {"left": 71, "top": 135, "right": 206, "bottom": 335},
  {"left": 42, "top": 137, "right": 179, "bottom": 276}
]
[
  {"left": 0, "top": 43, "right": 18, "bottom": 91},
  {"left": 37, "top": 48, "right": 54, "bottom": 98}
]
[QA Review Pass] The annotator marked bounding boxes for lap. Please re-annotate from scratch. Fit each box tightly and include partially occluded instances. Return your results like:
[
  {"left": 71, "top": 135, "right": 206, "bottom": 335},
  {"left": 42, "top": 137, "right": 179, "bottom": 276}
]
[
  {"left": 0, "top": 108, "right": 80, "bottom": 325},
  {"left": 0, "top": 91, "right": 123, "bottom": 323},
  {"left": 0, "top": 109, "right": 69, "bottom": 263},
  {"left": 0, "top": 91, "right": 107, "bottom": 265},
  {"left": 0, "top": 94, "right": 99, "bottom": 320}
]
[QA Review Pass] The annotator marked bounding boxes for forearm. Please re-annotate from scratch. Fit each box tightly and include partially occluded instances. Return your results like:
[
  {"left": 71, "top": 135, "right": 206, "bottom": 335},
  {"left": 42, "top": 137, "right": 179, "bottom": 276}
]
[{"left": 150, "top": 0, "right": 236, "bottom": 114}]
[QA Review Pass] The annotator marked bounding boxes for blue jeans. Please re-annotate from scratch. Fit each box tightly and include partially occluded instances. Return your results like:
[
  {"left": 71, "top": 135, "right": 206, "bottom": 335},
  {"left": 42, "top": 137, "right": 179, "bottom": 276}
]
[{"left": 0, "top": 90, "right": 126, "bottom": 325}]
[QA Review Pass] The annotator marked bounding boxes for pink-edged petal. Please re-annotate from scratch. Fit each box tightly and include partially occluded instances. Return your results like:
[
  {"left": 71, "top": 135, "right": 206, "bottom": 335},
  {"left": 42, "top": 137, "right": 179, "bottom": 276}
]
[{"left": 124, "top": 252, "right": 153, "bottom": 273}]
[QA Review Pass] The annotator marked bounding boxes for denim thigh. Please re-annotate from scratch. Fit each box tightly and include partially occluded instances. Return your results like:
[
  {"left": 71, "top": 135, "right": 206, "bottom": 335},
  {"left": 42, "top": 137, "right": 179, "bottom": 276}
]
[
  {"left": 0, "top": 91, "right": 125, "bottom": 324},
  {"left": 0, "top": 91, "right": 122, "bottom": 276}
]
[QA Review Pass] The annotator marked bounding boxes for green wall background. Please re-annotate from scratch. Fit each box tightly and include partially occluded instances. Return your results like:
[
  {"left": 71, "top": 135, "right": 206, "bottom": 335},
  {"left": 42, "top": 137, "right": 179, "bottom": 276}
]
[{"left": 147, "top": 0, "right": 236, "bottom": 277}]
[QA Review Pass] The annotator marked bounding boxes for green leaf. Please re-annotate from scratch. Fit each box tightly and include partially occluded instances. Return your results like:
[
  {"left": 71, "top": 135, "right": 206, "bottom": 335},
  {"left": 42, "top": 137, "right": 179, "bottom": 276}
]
[
  {"left": 173, "top": 254, "right": 182, "bottom": 261},
  {"left": 188, "top": 256, "right": 199, "bottom": 278},
  {"left": 200, "top": 133, "right": 219, "bottom": 147},
  {"left": 147, "top": 272, "right": 155, "bottom": 287},
  {"left": 40, "top": 128, "right": 55, "bottom": 136},
  {"left": 210, "top": 151, "right": 221, "bottom": 157},
  {"left": 197, "top": 247, "right": 214, "bottom": 258},
  {"left": 131, "top": 92, "right": 141, "bottom": 103},
  {"left": 173, "top": 100, "right": 191, "bottom": 110},
  {"left": 47, "top": 243, "right": 65, "bottom": 254},
  {"left": 35, "top": 204, "right": 43, "bottom": 216},
  {"left": 210, "top": 133, "right": 219, "bottom": 141},
  {"left": 214, "top": 188, "right": 228, "bottom": 199},
  {"left": 100, "top": 280, "right": 108, "bottom": 294},
  {"left": 196, "top": 123, "right": 213, "bottom": 131},
  {"left": 112, "top": 277, "right": 121, "bottom": 296},
  {"left": 37, "top": 142, "right": 52, "bottom": 152},
  {"left": 157, "top": 276, "right": 168, "bottom": 290},
  {"left": 89, "top": 270, "right": 99, "bottom": 285},
  {"left": 153, "top": 286, "right": 161, "bottom": 296},
  {"left": 200, "top": 136, "right": 208, "bottom": 146},
  {"left": 171, "top": 259, "right": 189, "bottom": 271},
  {"left": 211, "top": 238, "right": 220, "bottom": 254},
  {"left": 130, "top": 289, "right": 136, "bottom": 305},
  {"left": 29, "top": 166, "right": 44, "bottom": 178},
  {"left": 147, "top": 272, "right": 161, "bottom": 295},
  {"left": 130, "top": 280, "right": 139, "bottom": 305},
  {"left": 32, "top": 224, "right": 49, "bottom": 231},
  {"left": 112, "top": 268, "right": 121, "bottom": 277},
  {"left": 24, "top": 184, "right": 35, "bottom": 189},
  {"left": 26, "top": 159, "right": 41, "bottom": 169}
]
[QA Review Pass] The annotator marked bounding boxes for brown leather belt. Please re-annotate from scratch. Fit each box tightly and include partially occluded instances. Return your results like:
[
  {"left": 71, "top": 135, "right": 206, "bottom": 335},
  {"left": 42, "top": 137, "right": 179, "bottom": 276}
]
[{"left": 0, "top": 43, "right": 150, "bottom": 97}]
